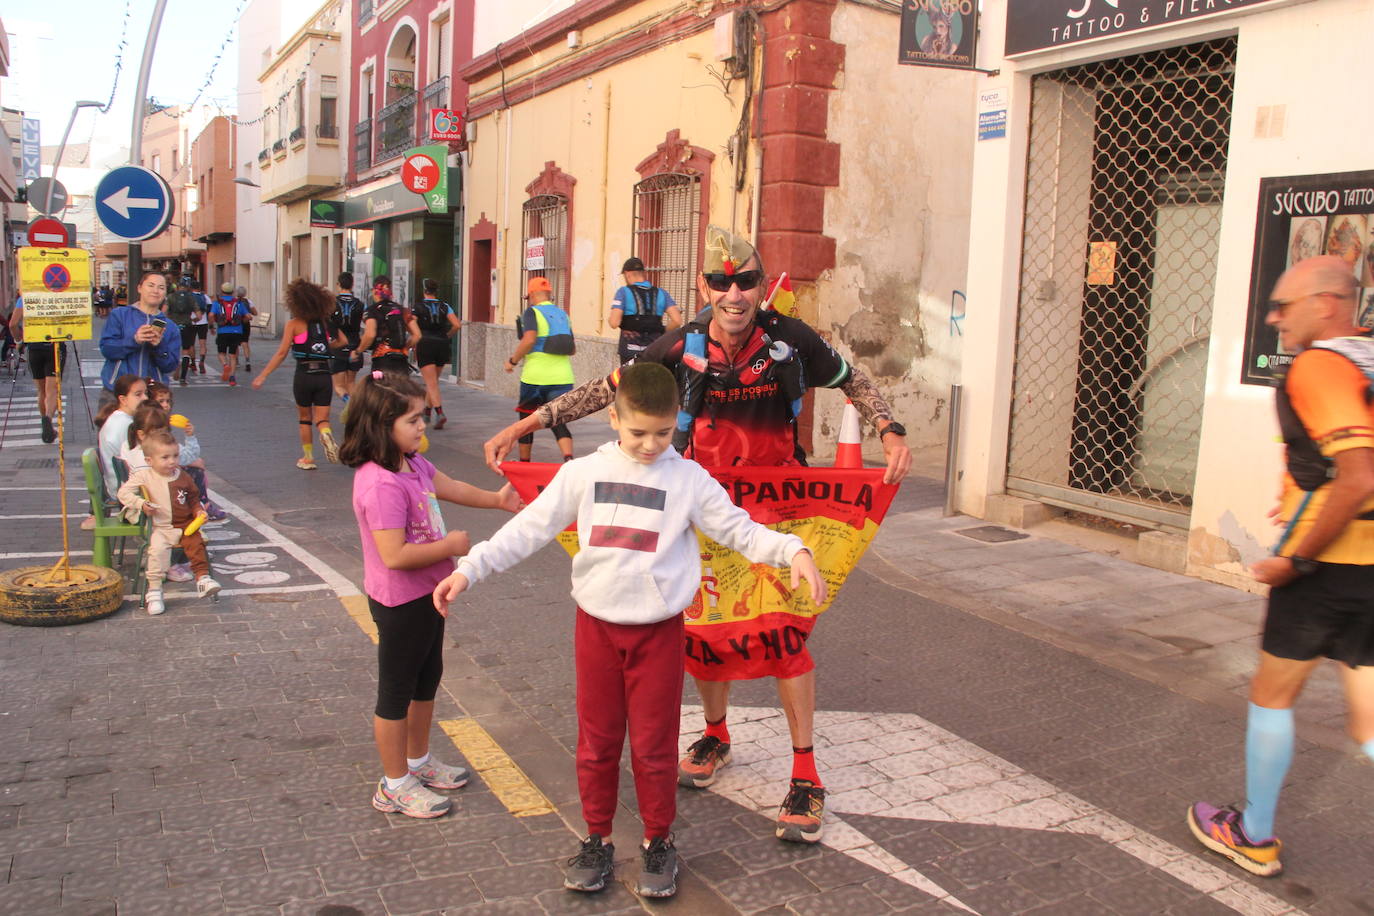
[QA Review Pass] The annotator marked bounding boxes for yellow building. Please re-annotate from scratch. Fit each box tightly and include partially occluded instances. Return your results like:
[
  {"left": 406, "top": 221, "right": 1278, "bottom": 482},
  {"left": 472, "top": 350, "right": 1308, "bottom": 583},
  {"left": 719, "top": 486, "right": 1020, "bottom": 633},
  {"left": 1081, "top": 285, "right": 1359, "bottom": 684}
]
[{"left": 458, "top": 0, "right": 975, "bottom": 458}]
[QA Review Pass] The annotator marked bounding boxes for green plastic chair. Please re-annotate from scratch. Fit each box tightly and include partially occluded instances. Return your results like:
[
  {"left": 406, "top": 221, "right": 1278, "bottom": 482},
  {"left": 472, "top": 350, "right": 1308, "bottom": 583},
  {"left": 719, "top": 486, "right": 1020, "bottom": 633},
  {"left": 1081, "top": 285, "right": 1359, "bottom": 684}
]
[{"left": 81, "top": 447, "right": 149, "bottom": 595}]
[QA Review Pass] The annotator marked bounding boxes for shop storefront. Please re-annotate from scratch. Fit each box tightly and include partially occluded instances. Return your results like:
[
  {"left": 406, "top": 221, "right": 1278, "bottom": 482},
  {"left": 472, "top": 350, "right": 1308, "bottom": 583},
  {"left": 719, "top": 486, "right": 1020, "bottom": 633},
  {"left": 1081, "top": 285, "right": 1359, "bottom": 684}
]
[{"left": 957, "top": 0, "right": 1372, "bottom": 588}]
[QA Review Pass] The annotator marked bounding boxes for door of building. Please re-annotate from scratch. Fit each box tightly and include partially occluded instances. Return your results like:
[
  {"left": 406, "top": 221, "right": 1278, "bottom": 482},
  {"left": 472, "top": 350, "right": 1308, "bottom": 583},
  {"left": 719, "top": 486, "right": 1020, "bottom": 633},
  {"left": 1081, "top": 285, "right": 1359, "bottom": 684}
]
[{"left": 1005, "top": 38, "right": 1237, "bottom": 530}]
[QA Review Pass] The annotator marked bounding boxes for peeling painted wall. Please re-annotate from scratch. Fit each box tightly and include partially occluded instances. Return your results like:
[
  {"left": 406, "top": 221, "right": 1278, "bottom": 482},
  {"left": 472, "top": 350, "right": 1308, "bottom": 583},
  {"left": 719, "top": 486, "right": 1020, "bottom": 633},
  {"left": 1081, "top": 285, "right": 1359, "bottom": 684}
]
[{"left": 811, "top": 2, "right": 974, "bottom": 460}]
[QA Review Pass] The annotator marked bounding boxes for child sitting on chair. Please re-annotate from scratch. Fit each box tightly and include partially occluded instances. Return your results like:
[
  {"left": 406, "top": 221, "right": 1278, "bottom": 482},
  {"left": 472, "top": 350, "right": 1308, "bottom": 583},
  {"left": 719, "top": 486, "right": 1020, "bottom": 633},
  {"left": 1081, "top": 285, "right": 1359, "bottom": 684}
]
[{"left": 117, "top": 429, "right": 222, "bottom": 616}]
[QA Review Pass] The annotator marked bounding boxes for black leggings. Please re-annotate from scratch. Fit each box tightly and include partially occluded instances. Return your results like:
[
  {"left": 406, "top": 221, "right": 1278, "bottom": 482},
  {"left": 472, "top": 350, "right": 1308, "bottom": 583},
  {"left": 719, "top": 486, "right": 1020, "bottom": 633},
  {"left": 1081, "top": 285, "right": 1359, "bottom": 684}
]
[{"left": 368, "top": 593, "right": 445, "bottom": 719}]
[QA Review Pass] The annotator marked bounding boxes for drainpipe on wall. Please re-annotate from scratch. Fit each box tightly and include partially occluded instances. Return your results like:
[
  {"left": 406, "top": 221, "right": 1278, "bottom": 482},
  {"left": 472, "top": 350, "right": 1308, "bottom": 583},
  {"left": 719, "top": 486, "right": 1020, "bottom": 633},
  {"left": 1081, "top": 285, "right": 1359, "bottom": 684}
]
[
  {"left": 596, "top": 82, "right": 611, "bottom": 335},
  {"left": 749, "top": 11, "right": 766, "bottom": 244}
]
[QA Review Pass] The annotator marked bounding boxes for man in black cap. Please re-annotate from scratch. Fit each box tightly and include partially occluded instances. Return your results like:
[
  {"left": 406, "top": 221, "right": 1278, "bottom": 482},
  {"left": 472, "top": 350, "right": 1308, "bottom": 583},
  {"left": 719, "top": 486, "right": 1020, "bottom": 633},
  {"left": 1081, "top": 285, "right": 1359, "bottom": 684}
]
[{"left": 608, "top": 257, "right": 681, "bottom": 366}]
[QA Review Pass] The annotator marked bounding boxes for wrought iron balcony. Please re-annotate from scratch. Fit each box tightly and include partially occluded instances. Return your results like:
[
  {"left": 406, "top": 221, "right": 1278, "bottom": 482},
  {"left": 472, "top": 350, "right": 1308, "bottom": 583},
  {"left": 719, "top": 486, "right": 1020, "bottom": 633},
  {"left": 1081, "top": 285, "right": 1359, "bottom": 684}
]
[
  {"left": 288, "top": 126, "right": 306, "bottom": 144},
  {"left": 353, "top": 119, "right": 372, "bottom": 171},
  {"left": 421, "top": 75, "right": 449, "bottom": 109},
  {"left": 272, "top": 138, "right": 287, "bottom": 154},
  {"left": 257, "top": 148, "right": 270, "bottom": 164},
  {"left": 375, "top": 91, "right": 416, "bottom": 163},
  {"left": 316, "top": 123, "right": 339, "bottom": 139}
]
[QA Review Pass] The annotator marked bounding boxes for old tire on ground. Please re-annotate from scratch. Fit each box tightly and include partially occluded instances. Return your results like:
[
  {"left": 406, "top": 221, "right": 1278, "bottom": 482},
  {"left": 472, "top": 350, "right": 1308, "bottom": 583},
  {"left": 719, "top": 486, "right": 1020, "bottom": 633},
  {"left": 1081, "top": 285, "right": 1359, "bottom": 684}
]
[{"left": 0, "top": 565, "right": 125, "bottom": 627}]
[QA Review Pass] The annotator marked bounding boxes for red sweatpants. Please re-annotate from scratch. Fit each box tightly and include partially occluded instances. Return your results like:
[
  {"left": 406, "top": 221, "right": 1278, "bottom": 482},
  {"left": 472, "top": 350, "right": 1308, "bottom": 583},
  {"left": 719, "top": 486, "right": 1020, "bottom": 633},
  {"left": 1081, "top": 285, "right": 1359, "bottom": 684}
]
[{"left": 574, "top": 608, "right": 685, "bottom": 839}]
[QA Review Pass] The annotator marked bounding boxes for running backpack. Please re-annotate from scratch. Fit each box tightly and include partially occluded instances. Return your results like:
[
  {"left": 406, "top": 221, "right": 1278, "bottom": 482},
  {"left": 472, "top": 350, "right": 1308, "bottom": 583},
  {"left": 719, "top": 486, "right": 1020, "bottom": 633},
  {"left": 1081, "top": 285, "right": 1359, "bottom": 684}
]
[{"left": 375, "top": 304, "right": 410, "bottom": 355}]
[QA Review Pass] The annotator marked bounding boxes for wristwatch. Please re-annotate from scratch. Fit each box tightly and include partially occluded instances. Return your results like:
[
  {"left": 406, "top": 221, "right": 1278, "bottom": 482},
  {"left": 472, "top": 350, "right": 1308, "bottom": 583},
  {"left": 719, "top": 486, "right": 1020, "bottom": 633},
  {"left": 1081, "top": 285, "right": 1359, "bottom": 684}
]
[
  {"left": 1289, "top": 556, "right": 1319, "bottom": 576},
  {"left": 880, "top": 421, "right": 907, "bottom": 439}
]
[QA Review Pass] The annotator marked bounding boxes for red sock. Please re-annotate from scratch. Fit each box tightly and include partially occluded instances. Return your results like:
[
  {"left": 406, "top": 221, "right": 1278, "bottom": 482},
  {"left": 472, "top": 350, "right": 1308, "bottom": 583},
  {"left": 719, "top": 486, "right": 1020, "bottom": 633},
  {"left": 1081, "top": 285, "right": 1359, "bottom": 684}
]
[
  {"left": 704, "top": 715, "right": 730, "bottom": 743},
  {"left": 792, "top": 746, "right": 820, "bottom": 785}
]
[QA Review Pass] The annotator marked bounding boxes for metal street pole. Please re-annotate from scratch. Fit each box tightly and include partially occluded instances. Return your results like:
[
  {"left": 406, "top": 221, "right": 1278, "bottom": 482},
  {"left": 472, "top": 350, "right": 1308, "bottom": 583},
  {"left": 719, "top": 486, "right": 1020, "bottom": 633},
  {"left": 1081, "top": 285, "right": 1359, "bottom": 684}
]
[
  {"left": 44, "top": 100, "right": 104, "bottom": 226},
  {"left": 127, "top": 0, "right": 170, "bottom": 296}
]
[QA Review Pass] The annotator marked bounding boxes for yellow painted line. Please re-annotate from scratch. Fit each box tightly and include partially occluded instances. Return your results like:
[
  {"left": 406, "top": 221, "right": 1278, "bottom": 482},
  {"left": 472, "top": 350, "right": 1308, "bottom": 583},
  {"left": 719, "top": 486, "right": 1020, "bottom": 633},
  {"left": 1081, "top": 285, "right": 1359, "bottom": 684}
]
[
  {"left": 440, "top": 717, "right": 555, "bottom": 817},
  {"left": 341, "top": 594, "right": 378, "bottom": 644}
]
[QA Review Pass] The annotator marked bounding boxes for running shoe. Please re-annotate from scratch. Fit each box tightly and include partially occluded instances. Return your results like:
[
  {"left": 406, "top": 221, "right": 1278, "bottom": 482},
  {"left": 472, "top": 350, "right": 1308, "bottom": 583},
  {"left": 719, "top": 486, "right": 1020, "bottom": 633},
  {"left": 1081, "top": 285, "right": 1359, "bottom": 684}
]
[
  {"left": 678, "top": 735, "right": 732, "bottom": 788},
  {"left": 433, "top": 413, "right": 447, "bottom": 430},
  {"left": 145, "top": 591, "right": 165, "bottom": 616},
  {"left": 199, "top": 359, "right": 206, "bottom": 374},
  {"left": 296, "top": 457, "right": 317, "bottom": 470},
  {"left": 244, "top": 362, "right": 251, "bottom": 372},
  {"left": 636, "top": 836, "right": 678, "bottom": 898},
  {"left": 319, "top": 427, "right": 340, "bottom": 464},
  {"left": 776, "top": 778, "right": 826, "bottom": 844},
  {"left": 371, "top": 775, "right": 451, "bottom": 819},
  {"left": 228, "top": 375, "right": 237, "bottom": 387},
  {"left": 196, "top": 576, "right": 221, "bottom": 599},
  {"left": 1187, "top": 802, "right": 1283, "bottom": 877},
  {"left": 409, "top": 757, "right": 468, "bottom": 790},
  {"left": 205, "top": 505, "right": 228, "bottom": 521},
  {"left": 179, "top": 377, "right": 188, "bottom": 387},
  {"left": 40, "top": 415, "right": 55, "bottom": 443},
  {"left": 563, "top": 835, "right": 614, "bottom": 893},
  {"left": 166, "top": 563, "right": 194, "bottom": 583},
  {"left": 221, "top": 364, "right": 232, "bottom": 381}
]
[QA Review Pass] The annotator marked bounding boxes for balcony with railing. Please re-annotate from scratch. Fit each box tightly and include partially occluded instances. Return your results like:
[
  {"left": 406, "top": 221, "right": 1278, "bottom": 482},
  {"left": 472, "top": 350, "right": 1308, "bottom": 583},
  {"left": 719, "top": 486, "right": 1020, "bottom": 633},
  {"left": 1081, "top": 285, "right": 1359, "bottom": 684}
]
[
  {"left": 421, "top": 75, "right": 450, "bottom": 111},
  {"left": 354, "top": 120, "right": 373, "bottom": 172},
  {"left": 257, "top": 148, "right": 270, "bottom": 166},
  {"left": 317, "top": 123, "right": 339, "bottom": 140},
  {"left": 288, "top": 126, "right": 306, "bottom": 146},
  {"left": 375, "top": 91, "right": 416, "bottom": 163}
]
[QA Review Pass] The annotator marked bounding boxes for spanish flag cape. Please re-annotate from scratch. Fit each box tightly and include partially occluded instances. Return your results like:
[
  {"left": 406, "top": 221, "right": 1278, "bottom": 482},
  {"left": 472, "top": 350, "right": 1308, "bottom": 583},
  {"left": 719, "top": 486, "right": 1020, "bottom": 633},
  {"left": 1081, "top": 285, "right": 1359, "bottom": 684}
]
[{"left": 502, "top": 462, "right": 898, "bottom": 681}]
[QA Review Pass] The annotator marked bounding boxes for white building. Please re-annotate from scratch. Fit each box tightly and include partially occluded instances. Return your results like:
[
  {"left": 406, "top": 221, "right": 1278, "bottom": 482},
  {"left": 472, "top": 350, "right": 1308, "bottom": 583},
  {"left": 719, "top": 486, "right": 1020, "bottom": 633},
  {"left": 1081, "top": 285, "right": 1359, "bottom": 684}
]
[{"left": 955, "top": 0, "right": 1374, "bottom": 588}]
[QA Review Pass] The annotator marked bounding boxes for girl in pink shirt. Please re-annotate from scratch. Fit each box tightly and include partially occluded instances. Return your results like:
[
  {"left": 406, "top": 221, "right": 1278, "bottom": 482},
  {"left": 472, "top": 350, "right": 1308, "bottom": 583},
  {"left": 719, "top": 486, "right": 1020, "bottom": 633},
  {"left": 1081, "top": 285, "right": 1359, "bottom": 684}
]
[{"left": 340, "top": 370, "right": 520, "bottom": 819}]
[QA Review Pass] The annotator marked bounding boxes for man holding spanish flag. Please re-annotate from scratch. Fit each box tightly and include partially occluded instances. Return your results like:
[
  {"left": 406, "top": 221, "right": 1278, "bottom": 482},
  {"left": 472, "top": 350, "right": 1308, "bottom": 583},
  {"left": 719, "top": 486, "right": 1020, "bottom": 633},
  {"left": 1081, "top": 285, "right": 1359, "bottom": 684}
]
[{"left": 484, "top": 226, "right": 911, "bottom": 843}]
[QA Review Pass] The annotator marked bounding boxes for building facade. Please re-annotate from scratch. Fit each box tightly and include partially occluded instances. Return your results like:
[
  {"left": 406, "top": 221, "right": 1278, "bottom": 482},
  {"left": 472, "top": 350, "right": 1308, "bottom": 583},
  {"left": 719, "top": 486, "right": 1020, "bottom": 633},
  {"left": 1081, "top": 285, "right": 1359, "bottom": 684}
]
[
  {"left": 191, "top": 117, "right": 237, "bottom": 292},
  {"left": 457, "top": 0, "right": 975, "bottom": 459},
  {"left": 127, "top": 105, "right": 214, "bottom": 282},
  {"left": 343, "top": 0, "right": 473, "bottom": 351},
  {"left": 955, "top": 0, "right": 1374, "bottom": 587}
]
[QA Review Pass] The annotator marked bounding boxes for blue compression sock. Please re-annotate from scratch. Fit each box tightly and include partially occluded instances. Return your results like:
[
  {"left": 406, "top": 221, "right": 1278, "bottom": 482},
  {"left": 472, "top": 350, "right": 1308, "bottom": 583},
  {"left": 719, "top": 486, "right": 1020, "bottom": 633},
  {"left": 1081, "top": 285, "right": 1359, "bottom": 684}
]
[
  {"left": 1362, "top": 738, "right": 1374, "bottom": 762},
  {"left": 1242, "top": 703, "right": 1294, "bottom": 842}
]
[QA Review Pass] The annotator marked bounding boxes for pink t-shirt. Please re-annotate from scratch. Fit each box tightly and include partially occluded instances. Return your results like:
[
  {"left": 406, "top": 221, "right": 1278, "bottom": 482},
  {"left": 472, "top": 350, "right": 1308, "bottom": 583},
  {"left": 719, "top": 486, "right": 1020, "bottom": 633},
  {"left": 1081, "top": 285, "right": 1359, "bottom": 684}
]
[{"left": 352, "top": 454, "right": 453, "bottom": 606}]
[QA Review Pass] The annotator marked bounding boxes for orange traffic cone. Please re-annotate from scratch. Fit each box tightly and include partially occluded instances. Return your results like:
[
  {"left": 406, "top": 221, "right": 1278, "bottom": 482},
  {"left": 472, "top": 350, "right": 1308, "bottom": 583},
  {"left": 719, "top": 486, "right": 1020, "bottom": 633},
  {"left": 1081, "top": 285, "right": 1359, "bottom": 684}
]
[{"left": 833, "top": 399, "right": 863, "bottom": 468}]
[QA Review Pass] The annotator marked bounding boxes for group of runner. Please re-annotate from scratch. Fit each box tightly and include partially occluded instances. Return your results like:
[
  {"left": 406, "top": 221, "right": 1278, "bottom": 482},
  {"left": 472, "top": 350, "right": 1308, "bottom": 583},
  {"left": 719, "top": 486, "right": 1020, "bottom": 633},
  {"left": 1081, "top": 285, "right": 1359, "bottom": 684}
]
[{"left": 252, "top": 272, "right": 460, "bottom": 469}]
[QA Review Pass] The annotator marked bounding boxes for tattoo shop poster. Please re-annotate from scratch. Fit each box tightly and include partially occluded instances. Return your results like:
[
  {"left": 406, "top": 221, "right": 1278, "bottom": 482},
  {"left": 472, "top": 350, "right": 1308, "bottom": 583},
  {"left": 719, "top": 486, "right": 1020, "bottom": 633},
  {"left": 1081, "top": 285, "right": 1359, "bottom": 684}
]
[
  {"left": 1242, "top": 169, "right": 1374, "bottom": 386},
  {"left": 502, "top": 464, "right": 899, "bottom": 682}
]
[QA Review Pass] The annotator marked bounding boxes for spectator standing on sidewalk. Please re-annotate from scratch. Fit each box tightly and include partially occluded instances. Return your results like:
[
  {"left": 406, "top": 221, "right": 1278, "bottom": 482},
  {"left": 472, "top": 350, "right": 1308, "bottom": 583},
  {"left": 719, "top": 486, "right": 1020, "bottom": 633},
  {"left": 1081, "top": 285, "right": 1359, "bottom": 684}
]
[
  {"left": 507, "top": 276, "right": 575, "bottom": 462},
  {"left": 340, "top": 371, "right": 520, "bottom": 821},
  {"left": 99, "top": 273, "right": 180, "bottom": 391},
  {"left": 483, "top": 226, "right": 911, "bottom": 845},
  {"left": 436, "top": 362, "right": 827, "bottom": 899},
  {"left": 609, "top": 257, "right": 681, "bottom": 366},
  {"left": 1189, "top": 255, "right": 1374, "bottom": 878},
  {"left": 414, "top": 278, "right": 461, "bottom": 429}
]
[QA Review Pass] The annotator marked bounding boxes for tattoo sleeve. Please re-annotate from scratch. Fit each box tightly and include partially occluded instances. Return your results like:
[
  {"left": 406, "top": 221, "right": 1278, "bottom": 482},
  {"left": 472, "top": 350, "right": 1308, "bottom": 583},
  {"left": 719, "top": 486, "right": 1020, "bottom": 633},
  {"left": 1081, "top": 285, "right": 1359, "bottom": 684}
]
[
  {"left": 534, "top": 377, "right": 616, "bottom": 428},
  {"left": 840, "top": 365, "right": 894, "bottom": 429}
]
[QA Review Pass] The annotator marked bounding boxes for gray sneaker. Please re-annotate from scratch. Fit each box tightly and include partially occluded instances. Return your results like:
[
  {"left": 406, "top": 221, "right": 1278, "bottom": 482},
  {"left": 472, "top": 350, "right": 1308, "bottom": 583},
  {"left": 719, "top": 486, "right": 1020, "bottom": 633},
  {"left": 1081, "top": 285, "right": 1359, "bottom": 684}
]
[
  {"left": 564, "top": 835, "right": 614, "bottom": 893},
  {"left": 371, "top": 775, "right": 452, "bottom": 818},
  {"left": 636, "top": 835, "right": 678, "bottom": 898},
  {"left": 409, "top": 756, "right": 469, "bottom": 790}
]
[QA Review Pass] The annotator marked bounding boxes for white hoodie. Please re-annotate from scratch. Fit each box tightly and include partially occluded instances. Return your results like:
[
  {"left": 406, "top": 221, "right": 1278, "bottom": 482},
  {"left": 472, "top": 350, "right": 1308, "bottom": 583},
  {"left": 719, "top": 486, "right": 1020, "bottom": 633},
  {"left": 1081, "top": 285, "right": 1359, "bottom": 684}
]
[{"left": 457, "top": 442, "right": 805, "bottom": 624}]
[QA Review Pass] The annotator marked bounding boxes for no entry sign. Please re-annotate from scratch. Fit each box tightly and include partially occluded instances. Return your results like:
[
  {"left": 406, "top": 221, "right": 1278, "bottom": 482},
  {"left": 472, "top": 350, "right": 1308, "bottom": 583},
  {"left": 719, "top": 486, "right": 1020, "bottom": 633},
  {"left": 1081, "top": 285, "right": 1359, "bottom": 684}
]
[{"left": 27, "top": 217, "right": 69, "bottom": 247}]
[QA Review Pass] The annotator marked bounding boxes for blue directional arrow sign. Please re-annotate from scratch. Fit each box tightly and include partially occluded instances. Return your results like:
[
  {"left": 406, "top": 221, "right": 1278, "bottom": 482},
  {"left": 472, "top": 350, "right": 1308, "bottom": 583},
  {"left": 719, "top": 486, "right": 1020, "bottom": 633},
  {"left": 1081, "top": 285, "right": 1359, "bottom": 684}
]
[{"left": 94, "top": 165, "right": 175, "bottom": 242}]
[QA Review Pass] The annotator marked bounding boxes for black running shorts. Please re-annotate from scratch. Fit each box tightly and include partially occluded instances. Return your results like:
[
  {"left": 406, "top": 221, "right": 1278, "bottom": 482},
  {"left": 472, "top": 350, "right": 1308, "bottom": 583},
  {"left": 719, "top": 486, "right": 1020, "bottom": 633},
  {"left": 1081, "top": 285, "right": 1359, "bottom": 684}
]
[
  {"left": 416, "top": 337, "right": 450, "bottom": 368},
  {"left": 1262, "top": 561, "right": 1374, "bottom": 667},
  {"left": 293, "top": 368, "right": 333, "bottom": 408},
  {"left": 216, "top": 332, "right": 242, "bottom": 354},
  {"left": 179, "top": 325, "right": 196, "bottom": 350},
  {"left": 26, "top": 342, "right": 66, "bottom": 380}
]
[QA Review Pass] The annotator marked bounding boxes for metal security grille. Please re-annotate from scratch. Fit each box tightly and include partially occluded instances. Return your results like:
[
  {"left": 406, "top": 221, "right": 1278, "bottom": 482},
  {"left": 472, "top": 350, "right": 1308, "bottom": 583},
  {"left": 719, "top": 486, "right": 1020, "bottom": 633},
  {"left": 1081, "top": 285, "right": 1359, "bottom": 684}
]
[
  {"left": 521, "top": 194, "right": 569, "bottom": 312},
  {"left": 632, "top": 173, "right": 700, "bottom": 317},
  {"left": 1006, "top": 38, "right": 1236, "bottom": 530}
]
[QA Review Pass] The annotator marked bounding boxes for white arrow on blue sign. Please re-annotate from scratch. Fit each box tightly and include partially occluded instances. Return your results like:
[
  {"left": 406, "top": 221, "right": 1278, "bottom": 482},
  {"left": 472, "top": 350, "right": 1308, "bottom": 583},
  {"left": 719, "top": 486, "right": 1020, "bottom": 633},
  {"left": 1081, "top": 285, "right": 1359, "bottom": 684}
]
[{"left": 95, "top": 165, "right": 175, "bottom": 242}]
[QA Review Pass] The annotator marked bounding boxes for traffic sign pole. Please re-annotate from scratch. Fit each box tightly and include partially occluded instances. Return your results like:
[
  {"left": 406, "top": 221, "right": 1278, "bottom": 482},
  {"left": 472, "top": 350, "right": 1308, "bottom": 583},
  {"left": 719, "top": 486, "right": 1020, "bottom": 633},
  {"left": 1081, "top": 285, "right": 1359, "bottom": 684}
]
[{"left": 127, "top": 0, "right": 170, "bottom": 296}]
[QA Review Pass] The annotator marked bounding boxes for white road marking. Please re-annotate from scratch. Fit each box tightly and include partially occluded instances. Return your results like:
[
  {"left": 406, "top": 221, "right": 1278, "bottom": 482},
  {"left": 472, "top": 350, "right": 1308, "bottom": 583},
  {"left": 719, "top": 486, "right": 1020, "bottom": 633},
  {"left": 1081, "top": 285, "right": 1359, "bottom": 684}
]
[
  {"left": 207, "top": 492, "right": 359, "bottom": 597},
  {"left": 681, "top": 705, "right": 1296, "bottom": 916},
  {"left": 233, "top": 570, "right": 291, "bottom": 585}
]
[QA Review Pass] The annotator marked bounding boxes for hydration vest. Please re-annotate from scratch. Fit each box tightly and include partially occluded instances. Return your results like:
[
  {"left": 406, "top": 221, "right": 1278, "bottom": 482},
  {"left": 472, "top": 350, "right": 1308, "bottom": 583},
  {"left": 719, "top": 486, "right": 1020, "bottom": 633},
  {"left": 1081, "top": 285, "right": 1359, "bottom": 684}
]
[
  {"left": 334, "top": 294, "right": 362, "bottom": 339},
  {"left": 619, "top": 285, "right": 666, "bottom": 335},
  {"left": 530, "top": 303, "right": 575, "bottom": 356},
  {"left": 416, "top": 298, "right": 451, "bottom": 337},
  {"left": 372, "top": 302, "right": 411, "bottom": 358},
  {"left": 291, "top": 321, "right": 333, "bottom": 372},
  {"left": 1277, "top": 333, "right": 1374, "bottom": 491}
]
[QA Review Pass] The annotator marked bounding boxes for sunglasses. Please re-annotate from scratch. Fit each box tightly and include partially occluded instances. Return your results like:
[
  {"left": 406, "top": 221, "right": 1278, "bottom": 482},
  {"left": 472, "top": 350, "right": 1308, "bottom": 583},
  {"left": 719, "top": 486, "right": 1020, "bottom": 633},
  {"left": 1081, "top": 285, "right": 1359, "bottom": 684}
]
[
  {"left": 1267, "top": 291, "right": 1349, "bottom": 312},
  {"left": 703, "top": 270, "right": 764, "bottom": 292}
]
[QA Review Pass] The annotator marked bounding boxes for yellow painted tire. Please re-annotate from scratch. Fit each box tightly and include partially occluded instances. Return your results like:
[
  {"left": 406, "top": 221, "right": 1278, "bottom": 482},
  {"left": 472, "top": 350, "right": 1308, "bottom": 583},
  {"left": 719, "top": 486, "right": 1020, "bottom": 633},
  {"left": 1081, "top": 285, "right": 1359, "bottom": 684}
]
[{"left": 0, "top": 565, "right": 126, "bottom": 627}]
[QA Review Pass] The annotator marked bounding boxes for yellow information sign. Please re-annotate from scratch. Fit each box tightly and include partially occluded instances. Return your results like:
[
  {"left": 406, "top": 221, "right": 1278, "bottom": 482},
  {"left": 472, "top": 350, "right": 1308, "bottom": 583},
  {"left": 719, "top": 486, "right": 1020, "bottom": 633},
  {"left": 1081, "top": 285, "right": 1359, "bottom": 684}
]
[{"left": 17, "top": 247, "right": 93, "bottom": 342}]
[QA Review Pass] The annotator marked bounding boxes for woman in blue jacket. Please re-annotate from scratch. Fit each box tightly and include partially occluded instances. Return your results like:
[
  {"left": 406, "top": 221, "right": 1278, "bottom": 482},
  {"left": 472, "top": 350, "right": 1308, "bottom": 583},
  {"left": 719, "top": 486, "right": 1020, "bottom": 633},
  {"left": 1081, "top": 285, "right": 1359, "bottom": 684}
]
[{"left": 99, "top": 273, "right": 180, "bottom": 391}]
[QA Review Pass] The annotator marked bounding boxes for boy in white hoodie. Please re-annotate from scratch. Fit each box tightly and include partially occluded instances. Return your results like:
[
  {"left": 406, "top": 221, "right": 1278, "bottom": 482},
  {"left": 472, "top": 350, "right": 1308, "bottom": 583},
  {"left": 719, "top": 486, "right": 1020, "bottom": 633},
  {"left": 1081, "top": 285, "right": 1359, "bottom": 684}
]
[{"left": 433, "top": 362, "right": 826, "bottom": 900}]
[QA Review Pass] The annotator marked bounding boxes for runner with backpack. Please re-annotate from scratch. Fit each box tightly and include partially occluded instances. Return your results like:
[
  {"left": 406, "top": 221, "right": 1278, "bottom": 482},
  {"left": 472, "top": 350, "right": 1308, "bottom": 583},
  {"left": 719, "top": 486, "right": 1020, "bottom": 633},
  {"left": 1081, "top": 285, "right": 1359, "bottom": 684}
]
[
  {"left": 331, "top": 271, "right": 366, "bottom": 403},
  {"left": 211, "top": 286, "right": 250, "bottom": 386},
  {"left": 415, "top": 278, "right": 461, "bottom": 429},
  {"left": 357, "top": 275, "right": 420, "bottom": 376}
]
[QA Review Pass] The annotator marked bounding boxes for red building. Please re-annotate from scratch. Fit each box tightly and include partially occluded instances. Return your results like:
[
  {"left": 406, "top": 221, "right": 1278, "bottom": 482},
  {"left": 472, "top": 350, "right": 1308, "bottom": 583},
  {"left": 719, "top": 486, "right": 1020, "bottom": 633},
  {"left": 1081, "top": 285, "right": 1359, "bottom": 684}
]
[
  {"left": 344, "top": 0, "right": 474, "bottom": 311},
  {"left": 190, "top": 117, "right": 237, "bottom": 293}
]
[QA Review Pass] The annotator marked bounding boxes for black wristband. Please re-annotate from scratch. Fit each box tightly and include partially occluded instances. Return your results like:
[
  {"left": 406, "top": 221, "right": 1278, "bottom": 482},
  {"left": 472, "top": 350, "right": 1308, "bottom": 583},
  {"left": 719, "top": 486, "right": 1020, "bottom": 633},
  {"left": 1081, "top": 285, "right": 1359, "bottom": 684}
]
[{"left": 1289, "top": 556, "right": 1319, "bottom": 577}]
